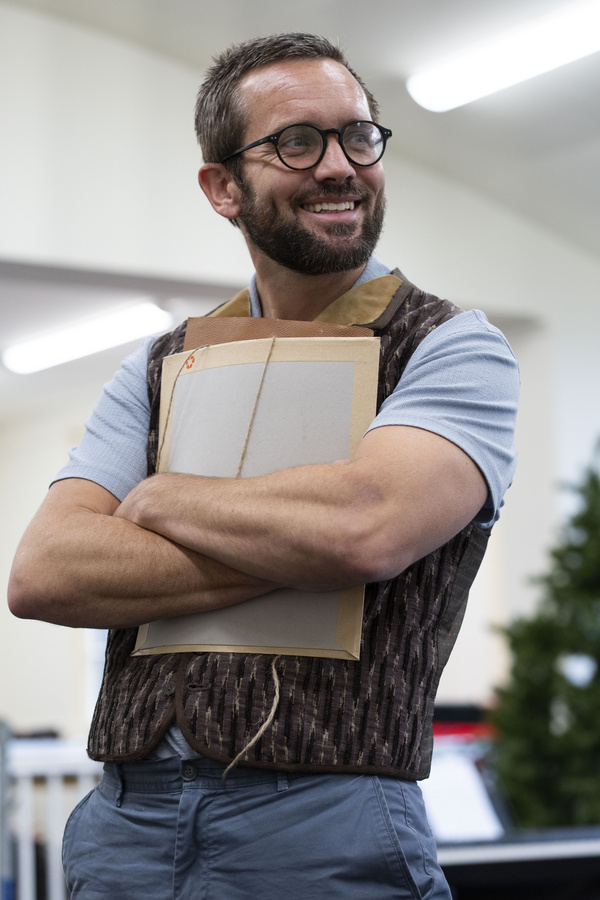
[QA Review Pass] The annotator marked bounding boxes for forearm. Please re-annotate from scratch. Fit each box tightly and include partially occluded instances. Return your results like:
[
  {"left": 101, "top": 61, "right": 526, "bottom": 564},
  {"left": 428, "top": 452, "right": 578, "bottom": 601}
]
[
  {"left": 115, "top": 465, "right": 371, "bottom": 592},
  {"left": 117, "top": 426, "right": 489, "bottom": 591},
  {"left": 8, "top": 481, "right": 278, "bottom": 629}
]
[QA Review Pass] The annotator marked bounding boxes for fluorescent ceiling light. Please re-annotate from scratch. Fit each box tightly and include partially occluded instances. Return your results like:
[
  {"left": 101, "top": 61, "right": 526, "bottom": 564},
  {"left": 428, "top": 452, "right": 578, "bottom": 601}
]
[
  {"left": 2, "top": 301, "right": 173, "bottom": 374},
  {"left": 406, "top": 0, "right": 600, "bottom": 111}
]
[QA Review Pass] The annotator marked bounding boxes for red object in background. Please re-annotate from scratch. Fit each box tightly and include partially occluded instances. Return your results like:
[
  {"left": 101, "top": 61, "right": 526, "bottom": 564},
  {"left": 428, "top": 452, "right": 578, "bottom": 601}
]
[
  {"left": 432, "top": 721, "right": 496, "bottom": 739},
  {"left": 432, "top": 705, "right": 496, "bottom": 741}
]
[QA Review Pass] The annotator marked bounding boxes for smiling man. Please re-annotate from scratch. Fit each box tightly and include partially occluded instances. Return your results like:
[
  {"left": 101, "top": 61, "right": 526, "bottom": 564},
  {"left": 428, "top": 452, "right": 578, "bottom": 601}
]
[
  {"left": 9, "top": 33, "right": 519, "bottom": 900},
  {"left": 205, "top": 57, "right": 387, "bottom": 293}
]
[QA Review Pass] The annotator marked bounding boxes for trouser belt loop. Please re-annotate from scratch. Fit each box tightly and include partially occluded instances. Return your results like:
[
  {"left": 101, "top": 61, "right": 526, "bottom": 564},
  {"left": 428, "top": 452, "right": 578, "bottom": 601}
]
[{"left": 277, "top": 771, "right": 289, "bottom": 792}]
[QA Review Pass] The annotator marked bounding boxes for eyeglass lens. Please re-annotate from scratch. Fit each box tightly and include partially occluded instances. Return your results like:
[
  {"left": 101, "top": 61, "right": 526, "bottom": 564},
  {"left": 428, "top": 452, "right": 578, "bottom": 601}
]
[{"left": 277, "top": 123, "right": 385, "bottom": 169}]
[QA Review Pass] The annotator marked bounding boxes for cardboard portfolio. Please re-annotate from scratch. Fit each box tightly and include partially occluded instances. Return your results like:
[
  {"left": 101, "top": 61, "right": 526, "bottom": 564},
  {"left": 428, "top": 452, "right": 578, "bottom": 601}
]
[{"left": 133, "top": 318, "right": 380, "bottom": 661}]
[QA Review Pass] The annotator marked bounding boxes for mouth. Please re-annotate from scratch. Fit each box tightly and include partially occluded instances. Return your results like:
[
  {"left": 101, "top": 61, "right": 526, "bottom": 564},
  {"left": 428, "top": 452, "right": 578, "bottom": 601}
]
[{"left": 302, "top": 200, "right": 357, "bottom": 213}]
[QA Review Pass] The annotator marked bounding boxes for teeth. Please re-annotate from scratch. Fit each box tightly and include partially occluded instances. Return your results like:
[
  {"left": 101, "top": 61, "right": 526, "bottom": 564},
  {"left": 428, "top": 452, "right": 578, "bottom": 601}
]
[{"left": 304, "top": 201, "right": 355, "bottom": 213}]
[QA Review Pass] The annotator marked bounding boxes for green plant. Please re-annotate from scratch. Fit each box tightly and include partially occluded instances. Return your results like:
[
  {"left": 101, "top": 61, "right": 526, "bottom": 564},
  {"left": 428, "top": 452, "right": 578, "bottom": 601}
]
[{"left": 490, "top": 449, "right": 600, "bottom": 828}]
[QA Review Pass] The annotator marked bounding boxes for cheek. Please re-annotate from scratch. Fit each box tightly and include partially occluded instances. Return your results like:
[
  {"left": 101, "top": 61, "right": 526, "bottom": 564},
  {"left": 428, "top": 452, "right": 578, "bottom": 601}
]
[
  {"left": 368, "top": 170, "right": 385, "bottom": 198},
  {"left": 360, "top": 161, "right": 385, "bottom": 193}
]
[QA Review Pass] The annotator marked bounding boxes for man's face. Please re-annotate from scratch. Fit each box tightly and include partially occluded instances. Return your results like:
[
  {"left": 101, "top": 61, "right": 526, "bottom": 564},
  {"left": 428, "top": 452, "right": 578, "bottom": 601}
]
[{"left": 233, "top": 59, "right": 386, "bottom": 276}]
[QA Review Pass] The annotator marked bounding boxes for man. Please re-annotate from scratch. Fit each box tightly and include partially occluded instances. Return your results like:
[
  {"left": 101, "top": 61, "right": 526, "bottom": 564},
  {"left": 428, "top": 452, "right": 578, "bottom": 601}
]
[{"left": 8, "top": 33, "right": 519, "bottom": 900}]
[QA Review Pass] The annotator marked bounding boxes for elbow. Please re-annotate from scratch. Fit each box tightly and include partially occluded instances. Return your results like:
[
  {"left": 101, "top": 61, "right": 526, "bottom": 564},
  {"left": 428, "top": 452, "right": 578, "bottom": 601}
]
[
  {"left": 317, "top": 477, "right": 412, "bottom": 586},
  {"left": 341, "top": 536, "right": 407, "bottom": 585},
  {"left": 8, "top": 567, "right": 44, "bottom": 620},
  {"left": 330, "top": 508, "right": 409, "bottom": 586},
  {"left": 7, "top": 557, "right": 62, "bottom": 623},
  {"left": 8, "top": 578, "right": 36, "bottom": 620}
]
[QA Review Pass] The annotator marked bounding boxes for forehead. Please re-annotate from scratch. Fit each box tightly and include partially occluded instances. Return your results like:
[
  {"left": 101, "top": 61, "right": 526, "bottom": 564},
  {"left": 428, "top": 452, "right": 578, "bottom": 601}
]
[{"left": 238, "top": 58, "right": 371, "bottom": 139}]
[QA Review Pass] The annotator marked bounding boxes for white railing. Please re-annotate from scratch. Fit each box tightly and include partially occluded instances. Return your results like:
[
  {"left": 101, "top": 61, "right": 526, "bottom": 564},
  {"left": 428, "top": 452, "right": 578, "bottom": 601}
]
[{"left": 2, "top": 735, "right": 102, "bottom": 900}]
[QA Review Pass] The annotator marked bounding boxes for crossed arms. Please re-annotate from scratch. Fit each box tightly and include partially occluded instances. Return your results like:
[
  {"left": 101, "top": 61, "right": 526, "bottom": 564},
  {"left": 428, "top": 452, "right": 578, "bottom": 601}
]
[{"left": 8, "top": 423, "right": 487, "bottom": 630}]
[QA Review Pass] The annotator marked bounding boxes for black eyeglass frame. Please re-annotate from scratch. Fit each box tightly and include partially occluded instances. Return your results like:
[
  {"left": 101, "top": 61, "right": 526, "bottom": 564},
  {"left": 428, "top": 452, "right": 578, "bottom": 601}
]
[{"left": 220, "top": 121, "right": 393, "bottom": 170}]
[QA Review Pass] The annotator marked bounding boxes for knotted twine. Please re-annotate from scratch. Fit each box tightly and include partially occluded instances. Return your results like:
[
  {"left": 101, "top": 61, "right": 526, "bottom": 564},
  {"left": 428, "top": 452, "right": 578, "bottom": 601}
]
[{"left": 158, "top": 338, "right": 283, "bottom": 777}]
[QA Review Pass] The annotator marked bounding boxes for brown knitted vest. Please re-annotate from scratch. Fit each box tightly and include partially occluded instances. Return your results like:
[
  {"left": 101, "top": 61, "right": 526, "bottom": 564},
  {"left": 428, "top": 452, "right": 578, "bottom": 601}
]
[{"left": 87, "top": 272, "right": 489, "bottom": 779}]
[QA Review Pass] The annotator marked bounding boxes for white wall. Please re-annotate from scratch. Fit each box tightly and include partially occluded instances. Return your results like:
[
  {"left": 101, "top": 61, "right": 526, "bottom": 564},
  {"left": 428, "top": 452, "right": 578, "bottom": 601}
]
[
  {"left": 2, "top": 1, "right": 600, "bottom": 732},
  {"left": 0, "top": 1, "right": 253, "bottom": 285},
  {"left": 1, "top": 402, "right": 90, "bottom": 736}
]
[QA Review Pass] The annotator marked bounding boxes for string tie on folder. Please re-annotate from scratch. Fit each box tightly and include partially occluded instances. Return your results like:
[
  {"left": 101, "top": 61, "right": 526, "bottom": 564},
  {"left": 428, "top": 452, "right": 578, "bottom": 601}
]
[
  {"left": 157, "top": 337, "right": 277, "bottom": 477},
  {"left": 159, "top": 336, "right": 282, "bottom": 778},
  {"left": 156, "top": 346, "right": 209, "bottom": 471},
  {"left": 235, "top": 336, "right": 276, "bottom": 478},
  {"left": 222, "top": 654, "right": 281, "bottom": 779}
]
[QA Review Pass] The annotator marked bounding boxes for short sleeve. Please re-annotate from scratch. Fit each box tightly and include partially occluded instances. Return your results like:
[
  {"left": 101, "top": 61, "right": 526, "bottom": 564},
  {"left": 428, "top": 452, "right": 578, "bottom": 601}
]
[
  {"left": 367, "top": 310, "right": 520, "bottom": 527},
  {"left": 53, "top": 337, "right": 155, "bottom": 500}
]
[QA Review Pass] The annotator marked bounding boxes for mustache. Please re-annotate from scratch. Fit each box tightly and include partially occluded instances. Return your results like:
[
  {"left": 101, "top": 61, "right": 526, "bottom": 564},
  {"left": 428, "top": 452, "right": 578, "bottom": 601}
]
[{"left": 294, "top": 183, "right": 371, "bottom": 205}]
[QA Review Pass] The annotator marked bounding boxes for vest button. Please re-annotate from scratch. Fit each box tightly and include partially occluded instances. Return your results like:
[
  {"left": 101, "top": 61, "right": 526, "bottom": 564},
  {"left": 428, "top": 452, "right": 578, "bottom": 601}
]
[
  {"left": 181, "top": 762, "right": 197, "bottom": 782},
  {"left": 164, "top": 682, "right": 176, "bottom": 697}
]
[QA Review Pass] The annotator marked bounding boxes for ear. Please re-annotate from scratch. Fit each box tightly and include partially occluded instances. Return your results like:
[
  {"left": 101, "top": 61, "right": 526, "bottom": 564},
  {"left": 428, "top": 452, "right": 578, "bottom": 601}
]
[{"left": 198, "top": 163, "right": 242, "bottom": 221}]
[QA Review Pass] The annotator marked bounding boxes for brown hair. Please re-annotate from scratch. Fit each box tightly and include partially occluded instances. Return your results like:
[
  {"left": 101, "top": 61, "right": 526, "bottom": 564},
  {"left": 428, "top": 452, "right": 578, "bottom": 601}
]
[{"left": 194, "top": 33, "right": 380, "bottom": 184}]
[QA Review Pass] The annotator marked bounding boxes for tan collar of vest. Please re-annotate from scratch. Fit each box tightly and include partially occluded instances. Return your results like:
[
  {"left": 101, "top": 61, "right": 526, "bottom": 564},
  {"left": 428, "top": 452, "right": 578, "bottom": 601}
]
[{"left": 207, "top": 273, "right": 404, "bottom": 327}]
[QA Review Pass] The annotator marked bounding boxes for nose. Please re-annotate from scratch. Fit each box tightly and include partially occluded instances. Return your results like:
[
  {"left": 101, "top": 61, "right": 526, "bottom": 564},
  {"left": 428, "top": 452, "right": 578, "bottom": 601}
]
[{"left": 312, "top": 133, "right": 356, "bottom": 182}]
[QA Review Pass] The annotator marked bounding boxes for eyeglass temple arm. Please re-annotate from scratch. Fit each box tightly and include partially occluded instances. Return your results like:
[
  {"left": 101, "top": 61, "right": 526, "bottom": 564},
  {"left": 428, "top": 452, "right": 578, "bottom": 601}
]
[{"left": 221, "top": 133, "right": 281, "bottom": 163}]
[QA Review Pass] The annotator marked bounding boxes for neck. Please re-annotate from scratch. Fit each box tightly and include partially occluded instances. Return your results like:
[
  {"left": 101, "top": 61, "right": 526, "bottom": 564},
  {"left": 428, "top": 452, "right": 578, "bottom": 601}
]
[{"left": 252, "top": 255, "right": 366, "bottom": 321}]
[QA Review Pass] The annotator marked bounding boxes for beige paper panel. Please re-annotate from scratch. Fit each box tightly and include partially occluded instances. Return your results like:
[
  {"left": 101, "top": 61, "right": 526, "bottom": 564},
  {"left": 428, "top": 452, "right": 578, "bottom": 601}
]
[{"left": 135, "top": 335, "right": 379, "bottom": 660}]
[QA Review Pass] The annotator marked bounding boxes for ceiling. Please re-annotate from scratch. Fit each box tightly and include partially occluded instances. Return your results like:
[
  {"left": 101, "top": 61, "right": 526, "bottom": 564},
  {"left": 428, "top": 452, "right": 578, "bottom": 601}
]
[{"left": 1, "top": 0, "right": 599, "bottom": 416}]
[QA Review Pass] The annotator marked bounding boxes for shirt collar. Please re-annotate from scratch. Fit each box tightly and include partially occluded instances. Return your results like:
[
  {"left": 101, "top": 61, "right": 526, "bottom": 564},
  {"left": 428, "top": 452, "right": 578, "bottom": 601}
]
[{"left": 249, "top": 255, "right": 391, "bottom": 318}]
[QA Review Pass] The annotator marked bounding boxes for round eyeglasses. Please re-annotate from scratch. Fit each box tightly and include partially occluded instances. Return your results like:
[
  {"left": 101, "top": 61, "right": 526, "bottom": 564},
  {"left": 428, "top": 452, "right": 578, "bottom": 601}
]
[{"left": 220, "top": 121, "right": 392, "bottom": 171}]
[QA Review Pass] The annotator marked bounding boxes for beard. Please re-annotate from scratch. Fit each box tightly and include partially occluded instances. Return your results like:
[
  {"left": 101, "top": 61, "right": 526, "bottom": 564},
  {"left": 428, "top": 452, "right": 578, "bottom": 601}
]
[{"left": 237, "top": 180, "right": 386, "bottom": 276}]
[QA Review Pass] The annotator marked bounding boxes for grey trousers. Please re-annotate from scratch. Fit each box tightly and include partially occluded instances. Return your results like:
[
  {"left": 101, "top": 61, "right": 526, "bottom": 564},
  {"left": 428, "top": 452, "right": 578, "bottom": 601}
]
[{"left": 62, "top": 754, "right": 451, "bottom": 899}]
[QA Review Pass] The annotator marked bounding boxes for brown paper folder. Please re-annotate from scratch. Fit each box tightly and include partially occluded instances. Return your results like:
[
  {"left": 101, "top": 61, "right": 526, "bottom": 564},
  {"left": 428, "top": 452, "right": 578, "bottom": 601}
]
[
  {"left": 183, "top": 316, "right": 374, "bottom": 351},
  {"left": 133, "top": 319, "right": 380, "bottom": 661}
]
